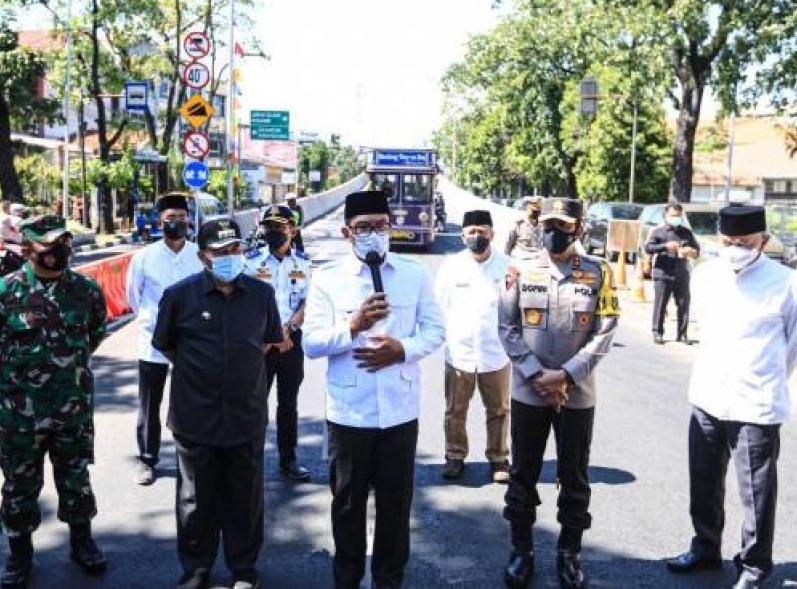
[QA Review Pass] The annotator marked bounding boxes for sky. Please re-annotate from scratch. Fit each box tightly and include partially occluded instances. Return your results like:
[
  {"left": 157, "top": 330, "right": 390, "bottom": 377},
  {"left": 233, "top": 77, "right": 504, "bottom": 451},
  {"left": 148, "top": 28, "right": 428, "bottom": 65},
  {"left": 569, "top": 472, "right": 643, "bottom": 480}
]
[{"left": 239, "top": 0, "right": 499, "bottom": 148}]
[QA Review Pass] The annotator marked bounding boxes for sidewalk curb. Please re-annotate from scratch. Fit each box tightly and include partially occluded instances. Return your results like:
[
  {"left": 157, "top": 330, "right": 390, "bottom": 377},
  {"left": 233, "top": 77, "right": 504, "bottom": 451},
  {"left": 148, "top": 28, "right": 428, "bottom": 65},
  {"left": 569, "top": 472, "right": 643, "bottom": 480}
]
[{"left": 74, "top": 234, "right": 137, "bottom": 253}]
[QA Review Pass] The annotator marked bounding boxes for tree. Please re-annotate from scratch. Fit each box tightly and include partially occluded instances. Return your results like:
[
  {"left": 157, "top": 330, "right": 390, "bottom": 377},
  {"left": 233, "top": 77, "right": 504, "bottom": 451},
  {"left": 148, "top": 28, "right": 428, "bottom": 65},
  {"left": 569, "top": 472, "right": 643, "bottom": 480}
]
[{"left": 0, "top": 16, "right": 60, "bottom": 202}]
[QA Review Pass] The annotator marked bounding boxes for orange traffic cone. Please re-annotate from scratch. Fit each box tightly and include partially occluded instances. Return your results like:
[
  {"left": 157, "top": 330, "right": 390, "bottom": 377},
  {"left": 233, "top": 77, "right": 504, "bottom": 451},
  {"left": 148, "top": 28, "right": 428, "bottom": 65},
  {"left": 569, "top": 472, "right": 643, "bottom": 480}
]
[
  {"left": 614, "top": 250, "right": 628, "bottom": 289},
  {"left": 630, "top": 258, "right": 647, "bottom": 302}
]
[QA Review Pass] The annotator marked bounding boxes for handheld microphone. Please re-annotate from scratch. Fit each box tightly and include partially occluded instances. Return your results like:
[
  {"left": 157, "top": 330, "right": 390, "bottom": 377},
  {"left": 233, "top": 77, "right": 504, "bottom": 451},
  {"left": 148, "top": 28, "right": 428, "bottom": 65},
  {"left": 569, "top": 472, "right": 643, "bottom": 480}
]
[{"left": 364, "top": 251, "right": 384, "bottom": 293}]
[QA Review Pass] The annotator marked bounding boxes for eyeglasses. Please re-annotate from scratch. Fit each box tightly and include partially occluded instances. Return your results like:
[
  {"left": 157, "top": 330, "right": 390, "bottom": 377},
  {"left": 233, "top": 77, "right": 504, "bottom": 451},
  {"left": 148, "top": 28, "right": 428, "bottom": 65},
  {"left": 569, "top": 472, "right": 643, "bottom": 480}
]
[{"left": 349, "top": 220, "right": 391, "bottom": 236}]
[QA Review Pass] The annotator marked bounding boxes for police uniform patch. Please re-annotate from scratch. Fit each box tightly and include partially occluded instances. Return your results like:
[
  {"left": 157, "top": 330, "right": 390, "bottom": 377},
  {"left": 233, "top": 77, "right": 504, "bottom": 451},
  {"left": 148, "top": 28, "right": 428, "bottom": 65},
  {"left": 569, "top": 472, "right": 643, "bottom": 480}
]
[
  {"left": 524, "top": 308, "right": 543, "bottom": 326},
  {"left": 578, "top": 312, "right": 591, "bottom": 326},
  {"left": 595, "top": 262, "right": 621, "bottom": 317},
  {"left": 288, "top": 270, "right": 306, "bottom": 279},
  {"left": 524, "top": 271, "right": 548, "bottom": 282},
  {"left": 505, "top": 266, "right": 519, "bottom": 290},
  {"left": 255, "top": 268, "right": 272, "bottom": 280}
]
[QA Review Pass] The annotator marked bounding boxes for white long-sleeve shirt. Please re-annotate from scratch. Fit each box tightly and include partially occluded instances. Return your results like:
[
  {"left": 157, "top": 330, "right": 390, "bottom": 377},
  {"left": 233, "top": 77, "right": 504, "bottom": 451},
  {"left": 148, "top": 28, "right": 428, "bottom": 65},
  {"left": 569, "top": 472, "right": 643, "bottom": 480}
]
[
  {"left": 125, "top": 239, "right": 204, "bottom": 363},
  {"left": 689, "top": 254, "right": 797, "bottom": 424},
  {"left": 435, "top": 247, "right": 510, "bottom": 372},
  {"left": 303, "top": 252, "right": 445, "bottom": 429}
]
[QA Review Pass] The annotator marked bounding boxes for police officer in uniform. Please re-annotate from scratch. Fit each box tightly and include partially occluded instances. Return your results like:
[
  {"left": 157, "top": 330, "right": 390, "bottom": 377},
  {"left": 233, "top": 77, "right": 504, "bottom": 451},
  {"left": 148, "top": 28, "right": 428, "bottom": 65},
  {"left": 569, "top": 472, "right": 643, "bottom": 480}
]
[
  {"left": 285, "top": 193, "right": 305, "bottom": 252},
  {"left": 505, "top": 196, "right": 545, "bottom": 258},
  {"left": 0, "top": 215, "right": 108, "bottom": 588},
  {"left": 644, "top": 202, "right": 699, "bottom": 344},
  {"left": 666, "top": 205, "right": 797, "bottom": 589},
  {"left": 245, "top": 205, "right": 312, "bottom": 481},
  {"left": 498, "top": 198, "right": 620, "bottom": 589}
]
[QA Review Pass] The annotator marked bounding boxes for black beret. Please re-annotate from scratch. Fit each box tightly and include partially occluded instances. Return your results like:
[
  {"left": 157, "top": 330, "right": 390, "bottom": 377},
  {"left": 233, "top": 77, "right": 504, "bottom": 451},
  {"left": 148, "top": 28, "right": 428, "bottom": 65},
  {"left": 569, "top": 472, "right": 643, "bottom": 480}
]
[
  {"left": 462, "top": 210, "right": 493, "bottom": 227},
  {"left": 156, "top": 193, "right": 189, "bottom": 213},
  {"left": 344, "top": 191, "right": 389, "bottom": 221},
  {"left": 719, "top": 205, "right": 766, "bottom": 236},
  {"left": 540, "top": 197, "right": 583, "bottom": 223}
]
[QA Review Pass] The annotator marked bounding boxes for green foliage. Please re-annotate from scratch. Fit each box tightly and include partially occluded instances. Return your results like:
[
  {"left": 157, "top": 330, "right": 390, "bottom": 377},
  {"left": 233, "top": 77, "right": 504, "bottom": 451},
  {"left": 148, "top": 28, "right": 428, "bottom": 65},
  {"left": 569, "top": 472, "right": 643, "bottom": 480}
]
[{"left": 14, "top": 152, "right": 60, "bottom": 205}]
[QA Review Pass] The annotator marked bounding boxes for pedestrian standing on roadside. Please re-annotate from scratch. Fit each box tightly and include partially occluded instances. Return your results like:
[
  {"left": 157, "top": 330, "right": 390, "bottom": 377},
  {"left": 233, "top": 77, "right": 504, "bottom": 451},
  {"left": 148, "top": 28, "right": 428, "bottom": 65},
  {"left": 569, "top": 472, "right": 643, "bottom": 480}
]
[
  {"left": 152, "top": 219, "right": 282, "bottom": 589},
  {"left": 303, "top": 190, "right": 445, "bottom": 589},
  {"left": 245, "top": 204, "right": 312, "bottom": 482},
  {"left": 498, "top": 197, "right": 620, "bottom": 589},
  {"left": 435, "top": 209, "right": 511, "bottom": 483},
  {"left": 505, "top": 196, "right": 544, "bottom": 258},
  {"left": 285, "top": 193, "right": 305, "bottom": 252},
  {"left": 644, "top": 202, "right": 699, "bottom": 344},
  {"left": 666, "top": 205, "right": 797, "bottom": 589},
  {"left": 0, "top": 215, "right": 108, "bottom": 588},
  {"left": 125, "top": 193, "right": 203, "bottom": 486}
]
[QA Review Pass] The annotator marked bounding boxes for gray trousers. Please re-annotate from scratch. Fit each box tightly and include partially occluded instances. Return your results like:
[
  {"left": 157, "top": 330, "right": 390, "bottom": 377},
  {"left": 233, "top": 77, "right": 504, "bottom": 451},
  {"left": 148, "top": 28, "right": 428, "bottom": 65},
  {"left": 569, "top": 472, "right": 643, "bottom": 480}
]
[{"left": 688, "top": 406, "right": 780, "bottom": 581}]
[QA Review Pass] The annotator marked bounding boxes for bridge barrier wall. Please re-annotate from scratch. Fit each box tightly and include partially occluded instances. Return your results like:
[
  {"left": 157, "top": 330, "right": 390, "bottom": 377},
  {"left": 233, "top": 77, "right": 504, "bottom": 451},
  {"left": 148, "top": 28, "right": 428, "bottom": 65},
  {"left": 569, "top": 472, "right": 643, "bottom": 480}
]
[{"left": 296, "top": 174, "right": 368, "bottom": 224}]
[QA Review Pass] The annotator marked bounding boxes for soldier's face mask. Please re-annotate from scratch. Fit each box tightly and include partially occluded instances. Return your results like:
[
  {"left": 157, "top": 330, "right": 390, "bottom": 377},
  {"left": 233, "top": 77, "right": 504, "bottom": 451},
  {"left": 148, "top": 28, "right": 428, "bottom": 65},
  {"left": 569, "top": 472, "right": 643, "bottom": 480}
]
[{"left": 34, "top": 241, "right": 72, "bottom": 271}]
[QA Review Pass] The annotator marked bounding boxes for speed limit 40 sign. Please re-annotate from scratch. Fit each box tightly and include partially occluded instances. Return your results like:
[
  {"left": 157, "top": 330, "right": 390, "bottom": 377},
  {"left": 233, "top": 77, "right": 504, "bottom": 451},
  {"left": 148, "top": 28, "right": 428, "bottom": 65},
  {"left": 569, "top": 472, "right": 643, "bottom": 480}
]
[{"left": 182, "top": 60, "right": 210, "bottom": 90}]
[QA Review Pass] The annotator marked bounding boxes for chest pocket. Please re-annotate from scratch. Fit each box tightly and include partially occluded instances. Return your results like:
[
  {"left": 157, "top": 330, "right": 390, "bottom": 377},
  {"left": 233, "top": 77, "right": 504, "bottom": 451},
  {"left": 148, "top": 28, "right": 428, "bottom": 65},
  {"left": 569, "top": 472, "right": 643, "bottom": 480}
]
[
  {"left": 519, "top": 282, "right": 549, "bottom": 330},
  {"left": 569, "top": 299, "right": 595, "bottom": 332}
]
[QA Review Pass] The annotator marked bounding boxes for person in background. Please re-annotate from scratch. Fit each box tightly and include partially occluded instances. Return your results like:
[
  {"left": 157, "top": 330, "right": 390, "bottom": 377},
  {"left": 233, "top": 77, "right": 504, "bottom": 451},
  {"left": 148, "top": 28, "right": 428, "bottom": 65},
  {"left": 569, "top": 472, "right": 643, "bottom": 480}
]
[
  {"left": 505, "top": 196, "right": 544, "bottom": 258},
  {"left": 245, "top": 205, "right": 312, "bottom": 482},
  {"left": 285, "top": 193, "right": 305, "bottom": 252},
  {"left": 0, "top": 204, "right": 28, "bottom": 246},
  {"left": 644, "top": 202, "right": 699, "bottom": 345},
  {"left": 498, "top": 197, "right": 620, "bottom": 589},
  {"left": 435, "top": 209, "right": 511, "bottom": 483},
  {"left": 153, "top": 219, "right": 282, "bottom": 589},
  {"left": 0, "top": 215, "right": 108, "bottom": 588},
  {"left": 666, "top": 205, "right": 797, "bottom": 589},
  {"left": 303, "top": 190, "right": 445, "bottom": 589},
  {"left": 125, "top": 193, "right": 204, "bottom": 486}
]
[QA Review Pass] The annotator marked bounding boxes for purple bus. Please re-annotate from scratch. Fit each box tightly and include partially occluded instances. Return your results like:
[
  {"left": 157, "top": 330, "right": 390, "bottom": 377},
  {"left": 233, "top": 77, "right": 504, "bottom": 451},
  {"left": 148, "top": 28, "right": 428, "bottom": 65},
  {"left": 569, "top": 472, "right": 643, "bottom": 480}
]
[{"left": 364, "top": 148, "right": 438, "bottom": 248}]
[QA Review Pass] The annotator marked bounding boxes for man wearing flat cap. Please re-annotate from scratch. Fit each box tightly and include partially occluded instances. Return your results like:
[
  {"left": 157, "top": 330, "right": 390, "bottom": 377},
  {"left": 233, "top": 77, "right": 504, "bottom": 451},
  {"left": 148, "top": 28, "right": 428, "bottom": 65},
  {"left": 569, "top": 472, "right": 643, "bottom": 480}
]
[
  {"left": 666, "top": 205, "right": 797, "bottom": 589},
  {"left": 498, "top": 197, "right": 620, "bottom": 589},
  {"left": 126, "top": 193, "right": 203, "bottom": 486},
  {"left": 303, "top": 190, "right": 444, "bottom": 589},
  {"left": 505, "top": 196, "right": 545, "bottom": 258},
  {"left": 0, "top": 215, "right": 108, "bottom": 586},
  {"left": 435, "top": 209, "right": 512, "bottom": 484},
  {"left": 153, "top": 219, "right": 283, "bottom": 589},
  {"left": 245, "top": 204, "right": 312, "bottom": 482}
]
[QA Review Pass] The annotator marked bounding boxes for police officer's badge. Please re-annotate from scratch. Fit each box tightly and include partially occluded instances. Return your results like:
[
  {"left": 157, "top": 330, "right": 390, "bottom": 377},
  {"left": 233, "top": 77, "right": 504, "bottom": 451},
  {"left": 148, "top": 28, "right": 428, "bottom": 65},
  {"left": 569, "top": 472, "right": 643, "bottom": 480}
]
[{"left": 524, "top": 308, "right": 543, "bottom": 326}]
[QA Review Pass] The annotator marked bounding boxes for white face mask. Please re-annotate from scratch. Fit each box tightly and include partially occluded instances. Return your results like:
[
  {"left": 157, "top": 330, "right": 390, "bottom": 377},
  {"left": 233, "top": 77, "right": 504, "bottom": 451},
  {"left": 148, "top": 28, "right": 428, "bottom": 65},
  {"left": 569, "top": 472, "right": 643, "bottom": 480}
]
[
  {"left": 718, "top": 245, "right": 760, "bottom": 271},
  {"left": 352, "top": 232, "right": 390, "bottom": 261},
  {"left": 667, "top": 216, "right": 683, "bottom": 227}
]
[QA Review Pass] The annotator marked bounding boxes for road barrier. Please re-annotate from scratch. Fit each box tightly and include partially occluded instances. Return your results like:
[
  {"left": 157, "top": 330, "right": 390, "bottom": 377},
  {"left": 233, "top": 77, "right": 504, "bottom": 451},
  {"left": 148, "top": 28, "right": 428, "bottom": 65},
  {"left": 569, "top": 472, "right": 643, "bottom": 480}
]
[{"left": 76, "top": 251, "right": 135, "bottom": 321}]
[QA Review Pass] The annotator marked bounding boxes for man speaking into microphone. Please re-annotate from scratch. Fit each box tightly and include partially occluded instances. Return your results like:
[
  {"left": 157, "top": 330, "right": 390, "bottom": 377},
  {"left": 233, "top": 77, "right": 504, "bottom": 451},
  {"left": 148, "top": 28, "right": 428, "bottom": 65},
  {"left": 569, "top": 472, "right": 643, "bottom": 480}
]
[{"left": 304, "top": 190, "right": 445, "bottom": 589}]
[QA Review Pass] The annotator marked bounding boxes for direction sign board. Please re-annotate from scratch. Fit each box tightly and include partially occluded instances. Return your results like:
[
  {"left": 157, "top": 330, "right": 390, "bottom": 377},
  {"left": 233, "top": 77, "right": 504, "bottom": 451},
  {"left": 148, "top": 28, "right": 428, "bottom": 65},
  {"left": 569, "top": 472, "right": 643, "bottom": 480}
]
[
  {"left": 250, "top": 110, "right": 290, "bottom": 140},
  {"left": 182, "top": 61, "right": 210, "bottom": 90},
  {"left": 179, "top": 94, "right": 215, "bottom": 128},
  {"left": 182, "top": 160, "right": 210, "bottom": 189},
  {"left": 124, "top": 81, "right": 149, "bottom": 111},
  {"left": 182, "top": 131, "right": 211, "bottom": 159},
  {"left": 183, "top": 31, "right": 210, "bottom": 59}
]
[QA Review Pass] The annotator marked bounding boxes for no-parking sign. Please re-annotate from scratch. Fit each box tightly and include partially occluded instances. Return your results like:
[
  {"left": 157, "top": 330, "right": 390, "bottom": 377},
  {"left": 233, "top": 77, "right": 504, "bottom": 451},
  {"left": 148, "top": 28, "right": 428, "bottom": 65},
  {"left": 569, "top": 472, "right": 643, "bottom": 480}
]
[{"left": 183, "top": 31, "right": 210, "bottom": 60}]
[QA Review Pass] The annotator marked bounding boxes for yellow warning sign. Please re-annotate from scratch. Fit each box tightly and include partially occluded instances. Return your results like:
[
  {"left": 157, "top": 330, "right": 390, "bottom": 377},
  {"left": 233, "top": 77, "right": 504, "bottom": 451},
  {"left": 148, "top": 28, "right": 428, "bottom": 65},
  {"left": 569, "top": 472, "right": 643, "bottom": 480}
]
[{"left": 179, "top": 94, "right": 215, "bottom": 128}]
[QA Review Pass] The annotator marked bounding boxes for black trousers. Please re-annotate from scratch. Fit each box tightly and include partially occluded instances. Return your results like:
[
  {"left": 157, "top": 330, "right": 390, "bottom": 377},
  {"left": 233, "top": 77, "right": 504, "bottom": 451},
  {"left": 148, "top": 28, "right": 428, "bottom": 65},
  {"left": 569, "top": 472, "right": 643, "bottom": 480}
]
[
  {"left": 137, "top": 360, "right": 169, "bottom": 466},
  {"left": 651, "top": 274, "right": 690, "bottom": 338},
  {"left": 504, "top": 401, "right": 594, "bottom": 552},
  {"left": 328, "top": 419, "right": 418, "bottom": 589},
  {"left": 688, "top": 406, "right": 780, "bottom": 582},
  {"left": 174, "top": 433, "right": 265, "bottom": 581},
  {"left": 265, "top": 330, "right": 304, "bottom": 465}
]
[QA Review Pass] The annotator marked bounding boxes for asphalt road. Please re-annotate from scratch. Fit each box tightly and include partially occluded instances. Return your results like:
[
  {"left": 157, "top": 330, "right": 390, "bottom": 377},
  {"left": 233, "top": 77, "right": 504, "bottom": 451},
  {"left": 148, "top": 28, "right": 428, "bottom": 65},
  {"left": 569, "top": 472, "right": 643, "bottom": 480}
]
[{"left": 6, "top": 183, "right": 797, "bottom": 588}]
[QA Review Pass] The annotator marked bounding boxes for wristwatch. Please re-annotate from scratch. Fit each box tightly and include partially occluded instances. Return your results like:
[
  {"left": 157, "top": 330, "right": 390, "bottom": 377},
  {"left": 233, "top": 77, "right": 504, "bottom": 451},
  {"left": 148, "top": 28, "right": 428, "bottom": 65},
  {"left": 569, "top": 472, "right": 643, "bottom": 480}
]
[{"left": 288, "top": 322, "right": 301, "bottom": 333}]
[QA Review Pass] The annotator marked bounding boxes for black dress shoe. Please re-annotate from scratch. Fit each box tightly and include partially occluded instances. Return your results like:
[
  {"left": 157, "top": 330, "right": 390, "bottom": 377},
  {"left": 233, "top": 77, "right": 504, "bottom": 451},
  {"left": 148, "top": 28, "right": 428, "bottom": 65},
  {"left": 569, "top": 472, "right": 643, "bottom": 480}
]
[
  {"left": 677, "top": 336, "right": 694, "bottom": 345},
  {"left": 280, "top": 461, "right": 311, "bottom": 482},
  {"left": 665, "top": 550, "right": 722, "bottom": 573},
  {"left": 504, "top": 550, "right": 534, "bottom": 588},
  {"left": 654, "top": 334, "right": 665, "bottom": 344},
  {"left": 557, "top": 549, "right": 587, "bottom": 589}
]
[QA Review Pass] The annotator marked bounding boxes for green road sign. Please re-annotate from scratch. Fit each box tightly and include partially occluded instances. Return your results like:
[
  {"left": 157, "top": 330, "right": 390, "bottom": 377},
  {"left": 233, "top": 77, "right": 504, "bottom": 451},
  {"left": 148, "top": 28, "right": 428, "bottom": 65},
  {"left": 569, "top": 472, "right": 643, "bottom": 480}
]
[{"left": 250, "top": 110, "right": 290, "bottom": 140}]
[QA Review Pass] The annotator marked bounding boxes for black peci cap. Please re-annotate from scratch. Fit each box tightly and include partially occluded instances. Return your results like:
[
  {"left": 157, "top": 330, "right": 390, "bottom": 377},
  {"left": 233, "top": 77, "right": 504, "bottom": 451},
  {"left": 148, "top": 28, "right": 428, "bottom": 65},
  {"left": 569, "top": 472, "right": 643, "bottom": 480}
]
[
  {"left": 462, "top": 210, "right": 493, "bottom": 227},
  {"left": 344, "top": 191, "right": 389, "bottom": 221},
  {"left": 719, "top": 205, "right": 766, "bottom": 236},
  {"left": 156, "top": 193, "right": 189, "bottom": 213}
]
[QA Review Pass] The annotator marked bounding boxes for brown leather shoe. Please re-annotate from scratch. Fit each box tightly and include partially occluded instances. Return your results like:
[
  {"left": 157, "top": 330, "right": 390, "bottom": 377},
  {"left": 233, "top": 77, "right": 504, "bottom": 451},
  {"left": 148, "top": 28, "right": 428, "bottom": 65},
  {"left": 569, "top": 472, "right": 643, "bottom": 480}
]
[{"left": 442, "top": 458, "right": 464, "bottom": 480}]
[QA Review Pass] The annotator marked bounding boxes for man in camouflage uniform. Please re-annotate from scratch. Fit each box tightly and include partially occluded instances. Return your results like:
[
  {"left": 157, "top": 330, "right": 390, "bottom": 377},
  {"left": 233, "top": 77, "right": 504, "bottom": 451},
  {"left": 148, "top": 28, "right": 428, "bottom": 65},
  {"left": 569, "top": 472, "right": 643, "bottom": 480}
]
[
  {"left": 0, "top": 215, "right": 108, "bottom": 588},
  {"left": 505, "top": 196, "right": 545, "bottom": 258},
  {"left": 498, "top": 198, "right": 620, "bottom": 589}
]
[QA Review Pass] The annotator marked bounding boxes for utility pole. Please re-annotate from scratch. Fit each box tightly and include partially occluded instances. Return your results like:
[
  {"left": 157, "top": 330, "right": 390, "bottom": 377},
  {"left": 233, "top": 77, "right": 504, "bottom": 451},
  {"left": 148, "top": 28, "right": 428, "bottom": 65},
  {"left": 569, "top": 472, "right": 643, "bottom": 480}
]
[
  {"left": 62, "top": 0, "right": 74, "bottom": 213},
  {"left": 628, "top": 101, "right": 638, "bottom": 203},
  {"left": 225, "top": 0, "right": 236, "bottom": 217}
]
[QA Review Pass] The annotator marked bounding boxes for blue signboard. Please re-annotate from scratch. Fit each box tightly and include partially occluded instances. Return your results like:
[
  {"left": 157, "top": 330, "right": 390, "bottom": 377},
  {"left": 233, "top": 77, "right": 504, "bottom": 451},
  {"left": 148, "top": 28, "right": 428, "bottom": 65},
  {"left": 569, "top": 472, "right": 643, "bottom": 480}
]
[
  {"left": 371, "top": 150, "right": 435, "bottom": 168},
  {"left": 182, "top": 161, "right": 209, "bottom": 189}
]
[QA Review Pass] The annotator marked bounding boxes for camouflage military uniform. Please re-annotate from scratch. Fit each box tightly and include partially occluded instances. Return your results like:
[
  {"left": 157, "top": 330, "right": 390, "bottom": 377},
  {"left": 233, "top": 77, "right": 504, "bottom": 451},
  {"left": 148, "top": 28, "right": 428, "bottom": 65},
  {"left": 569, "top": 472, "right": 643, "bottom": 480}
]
[{"left": 0, "top": 261, "right": 107, "bottom": 534}]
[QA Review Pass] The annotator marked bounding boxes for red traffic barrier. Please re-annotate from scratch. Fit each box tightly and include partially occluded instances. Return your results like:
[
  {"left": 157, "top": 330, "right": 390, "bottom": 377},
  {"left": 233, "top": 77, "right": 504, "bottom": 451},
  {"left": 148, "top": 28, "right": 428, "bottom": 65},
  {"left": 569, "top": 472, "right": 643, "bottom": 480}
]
[{"left": 76, "top": 251, "right": 135, "bottom": 321}]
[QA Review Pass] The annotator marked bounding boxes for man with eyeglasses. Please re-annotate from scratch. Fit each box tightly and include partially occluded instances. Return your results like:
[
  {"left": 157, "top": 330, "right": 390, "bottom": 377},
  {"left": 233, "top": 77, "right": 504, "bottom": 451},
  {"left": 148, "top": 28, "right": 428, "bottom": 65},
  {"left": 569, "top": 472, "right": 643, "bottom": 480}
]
[
  {"left": 303, "top": 190, "right": 445, "bottom": 589},
  {"left": 0, "top": 215, "right": 108, "bottom": 587},
  {"left": 666, "top": 205, "right": 797, "bottom": 589},
  {"left": 152, "top": 219, "right": 283, "bottom": 589},
  {"left": 126, "top": 193, "right": 204, "bottom": 486},
  {"left": 245, "top": 205, "right": 312, "bottom": 482},
  {"left": 435, "top": 209, "right": 511, "bottom": 484},
  {"left": 498, "top": 197, "right": 620, "bottom": 589}
]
